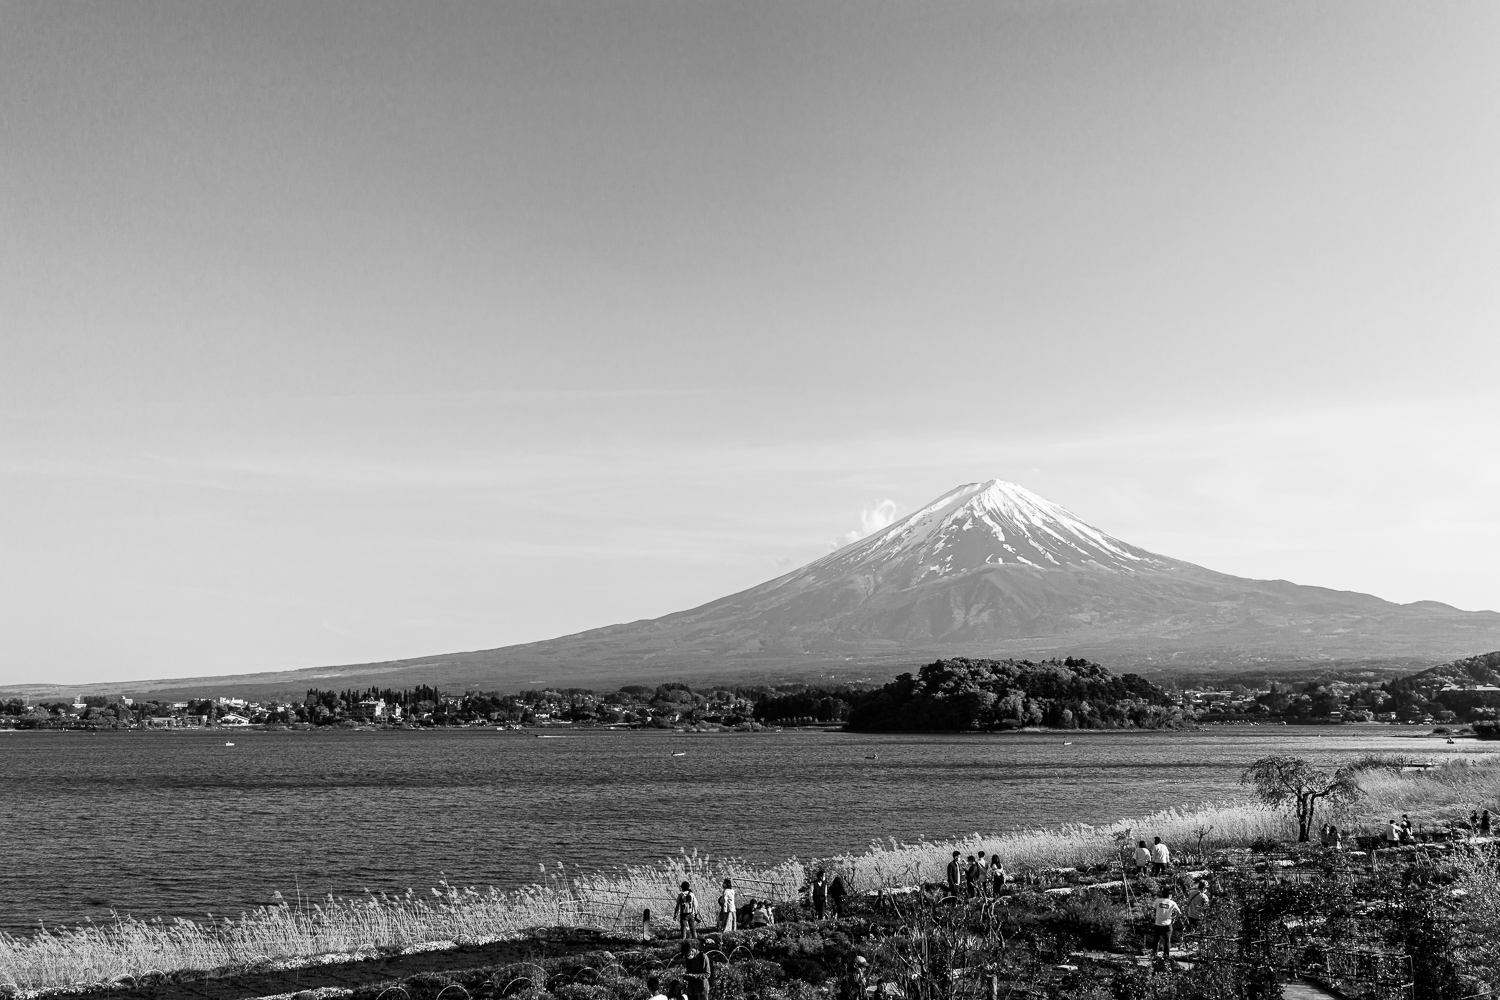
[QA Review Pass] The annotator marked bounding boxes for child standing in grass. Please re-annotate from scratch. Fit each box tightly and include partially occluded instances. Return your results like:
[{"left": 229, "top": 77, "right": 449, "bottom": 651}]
[{"left": 674, "top": 881, "right": 698, "bottom": 939}]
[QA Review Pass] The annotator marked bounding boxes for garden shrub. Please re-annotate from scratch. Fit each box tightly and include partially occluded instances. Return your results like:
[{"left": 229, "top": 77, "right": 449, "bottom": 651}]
[
  {"left": 712, "top": 958, "right": 784, "bottom": 999},
  {"left": 1041, "top": 893, "right": 1124, "bottom": 950},
  {"left": 553, "top": 985, "right": 615, "bottom": 1000},
  {"left": 1250, "top": 835, "right": 1282, "bottom": 854},
  {"left": 778, "top": 958, "right": 828, "bottom": 984}
]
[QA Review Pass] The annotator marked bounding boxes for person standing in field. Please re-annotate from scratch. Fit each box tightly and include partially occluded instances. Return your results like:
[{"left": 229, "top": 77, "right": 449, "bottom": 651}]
[
  {"left": 646, "top": 975, "right": 667, "bottom": 1000},
  {"left": 1151, "top": 887, "right": 1181, "bottom": 963},
  {"left": 1151, "top": 837, "right": 1170, "bottom": 875},
  {"left": 718, "top": 877, "right": 737, "bottom": 932},
  {"left": 1133, "top": 840, "right": 1151, "bottom": 873},
  {"left": 828, "top": 872, "right": 848, "bottom": 919},
  {"left": 946, "top": 851, "right": 961, "bottom": 900},
  {"left": 976, "top": 851, "right": 990, "bottom": 897},
  {"left": 674, "top": 881, "right": 698, "bottom": 939},
  {"left": 682, "top": 941, "right": 713, "bottom": 1000},
  {"left": 964, "top": 855, "right": 981, "bottom": 899},
  {"left": 1482, "top": 809, "right": 1492, "bottom": 836},
  {"left": 1384, "top": 818, "right": 1401, "bottom": 847},
  {"left": 811, "top": 870, "right": 829, "bottom": 919}
]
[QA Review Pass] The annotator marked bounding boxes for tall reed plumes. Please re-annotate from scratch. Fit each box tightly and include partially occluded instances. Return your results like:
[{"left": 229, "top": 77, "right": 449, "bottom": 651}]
[
  {"left": 0, "top": 855, "right": 802, "bottom": 995},
  {"left": 828, "top": 801, "right": 1293, "bottom": 890}
]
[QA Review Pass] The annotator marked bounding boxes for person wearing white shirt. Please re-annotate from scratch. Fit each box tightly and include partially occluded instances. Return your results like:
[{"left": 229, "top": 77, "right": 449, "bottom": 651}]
[
  {"left": 1151, "top": 888, "right": 1182, "bottom": 962},
  {"left": 645, "top": 975, "right": 667, "bottom": 1000},
  {"left": 1133, "top": 840, "right": 1151, "bottom": 872},
  {"left": 1151, "top": 837, "right": 1170, "bottom": 875}
]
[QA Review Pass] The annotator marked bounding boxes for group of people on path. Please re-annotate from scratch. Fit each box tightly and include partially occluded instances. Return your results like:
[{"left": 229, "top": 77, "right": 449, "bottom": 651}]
[
  {"left": 945, "top": 849, "right": 1010, "bottom": 899},
  {"left": 809, "top": 869, "right": 849, "bottom": 919},
  {"left": 1381, "top": 807, "right": 1492, "bottom": 847},
  {"left": 667, "top": 878, "right": 775, "bottom": 940},
  {"left": 644, "top": 941, "right": 715, "bottom": 1000},
  {"left": 1148, "top": 878, "right": 1211, "bottom": 964},
  {"left": 1129, "top": 837, "right": 1172, "bottom": 875}
]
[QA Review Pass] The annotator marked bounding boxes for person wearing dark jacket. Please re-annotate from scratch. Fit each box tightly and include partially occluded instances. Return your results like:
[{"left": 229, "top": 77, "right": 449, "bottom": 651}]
[
  {"left": 811, "top": 871, "right": 828, "bottom": 920},
  {"left": 945, "top": 851, "right": 961, "bottom": 900},
  {"left": 682, "top": 941, "right": 712, "bottom": 1000},
  {"left": 828, "top": 873, "right": 848, "bottom": 919}
]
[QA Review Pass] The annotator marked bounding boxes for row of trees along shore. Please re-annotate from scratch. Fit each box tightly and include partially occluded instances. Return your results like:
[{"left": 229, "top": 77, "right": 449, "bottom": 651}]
[{"left": 5, "top": 651, "right": 1499, "bottom": 732}]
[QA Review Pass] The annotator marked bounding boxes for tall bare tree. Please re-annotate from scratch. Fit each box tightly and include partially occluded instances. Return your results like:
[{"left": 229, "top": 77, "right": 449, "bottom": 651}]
[{"left": 1240, "top": 755, "right": 1362, "bottom": 842}]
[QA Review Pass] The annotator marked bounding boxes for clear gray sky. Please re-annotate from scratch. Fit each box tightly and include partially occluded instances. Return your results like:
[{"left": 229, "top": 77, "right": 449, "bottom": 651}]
[{"left": 3, "top": 1, "right": 1497, "bottom": 685}]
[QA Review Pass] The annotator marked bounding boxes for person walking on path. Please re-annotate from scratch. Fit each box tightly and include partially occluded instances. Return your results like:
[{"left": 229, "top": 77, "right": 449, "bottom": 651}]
[
  {"left": 674, "top": 881, "right": 699, "bottom": 939},
  {"left": 681, "top": 941, "right": 713, "bottom": 1000},
  {"left": 1151, "top": 837, "right": 1170, "bottom": 875},
  {"left": 1184, "top": 879, "right": 1210, "bottom": 936},
  {"left": 718, "top": 878, "right": 737, "bottom": 932},
  {"left": 1151, "top": 887, "right": 1182, "bottom": 964},
  {"left": 811, "top": 871, "right": 829, "bottom": 920},
  {"left": 946, "top": 851, "right": 961, "bottom": 901},
  {"left": 1133, "top": 840, "right": 1151, "bottom": 874},
  {"left": 828, "top": 872, "right": 848, "bottom": 919}
]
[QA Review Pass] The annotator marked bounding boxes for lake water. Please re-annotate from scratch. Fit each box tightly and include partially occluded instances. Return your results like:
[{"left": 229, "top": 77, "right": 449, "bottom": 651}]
[{"left": 2, "top": 726, "right": 1491, "bottom": 934}]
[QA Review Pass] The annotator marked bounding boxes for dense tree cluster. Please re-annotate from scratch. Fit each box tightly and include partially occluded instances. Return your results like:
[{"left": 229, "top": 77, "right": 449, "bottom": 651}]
[{"left": 846, "top": 656, "right": 1181, "bottom": 731}]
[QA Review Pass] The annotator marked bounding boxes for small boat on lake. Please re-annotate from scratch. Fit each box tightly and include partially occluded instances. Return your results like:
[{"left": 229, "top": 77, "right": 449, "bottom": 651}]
[
  {"left": 671, "top": 751, "right": 688, "bottom": 757},
  {"left": 224, "top": 742, "right": 235, "bottom": 747}
]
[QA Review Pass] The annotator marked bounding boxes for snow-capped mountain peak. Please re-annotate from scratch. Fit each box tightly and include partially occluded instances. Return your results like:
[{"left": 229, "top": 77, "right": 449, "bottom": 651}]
[{"left": 808, "top": 480, "right": 1174, "bottom": 588}]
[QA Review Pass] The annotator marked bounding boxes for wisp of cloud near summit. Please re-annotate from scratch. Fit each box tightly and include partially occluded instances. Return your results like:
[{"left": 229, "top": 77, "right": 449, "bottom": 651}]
[{"left": 838, "top": 499, "right": 901, "bottom": 549}]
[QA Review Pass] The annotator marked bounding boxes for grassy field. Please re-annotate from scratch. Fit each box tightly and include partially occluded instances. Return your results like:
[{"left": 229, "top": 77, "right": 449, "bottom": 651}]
[{"left": 2, "top": 756, "right": 1495, "bottom": 995}]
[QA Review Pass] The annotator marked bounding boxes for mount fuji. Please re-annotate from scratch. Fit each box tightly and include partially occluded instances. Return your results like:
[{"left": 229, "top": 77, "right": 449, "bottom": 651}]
[
  {"left": 31, "top": 480, "right": 1500, "bottom": 698},
  {"left": 318, "top": 478, "right": 1499, "bottom": 691}
]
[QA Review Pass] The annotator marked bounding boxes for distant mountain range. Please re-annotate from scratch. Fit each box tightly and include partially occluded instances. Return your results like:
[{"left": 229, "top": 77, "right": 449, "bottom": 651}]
[{"left": 13, "top": 480, "right": 1500, "bottom": 699}]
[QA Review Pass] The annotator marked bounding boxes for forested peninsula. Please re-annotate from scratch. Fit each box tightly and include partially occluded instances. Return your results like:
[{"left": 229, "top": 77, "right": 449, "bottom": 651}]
[{"left": 846, "top": 656, "right": 1182, "bottom": 731}]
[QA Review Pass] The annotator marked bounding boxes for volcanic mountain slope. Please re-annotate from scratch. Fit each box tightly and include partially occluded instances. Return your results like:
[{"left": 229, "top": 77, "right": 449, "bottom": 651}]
[
  {"left": 19, "top": 480, "right": 1500, "bottom": 699},
  {"left": 510, "top": 479, "right": 1500, "bottom": 674}
]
